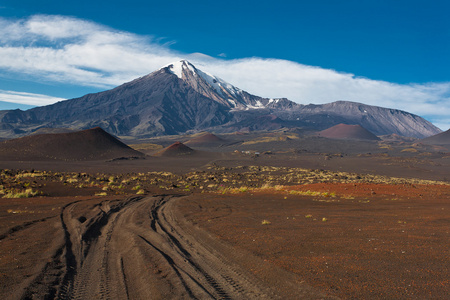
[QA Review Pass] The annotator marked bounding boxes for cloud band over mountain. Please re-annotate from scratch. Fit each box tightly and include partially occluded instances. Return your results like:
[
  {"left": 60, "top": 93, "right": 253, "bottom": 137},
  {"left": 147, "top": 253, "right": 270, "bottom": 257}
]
[{"left": 0, "top": 15, "right": 449, "bottom": 130}]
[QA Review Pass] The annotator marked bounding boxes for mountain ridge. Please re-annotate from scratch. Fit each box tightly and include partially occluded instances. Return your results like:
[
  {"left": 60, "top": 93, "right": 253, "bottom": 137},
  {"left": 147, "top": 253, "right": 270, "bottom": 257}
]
[{"left": 0, "top": 60, "right": 441, "bottom": 139}]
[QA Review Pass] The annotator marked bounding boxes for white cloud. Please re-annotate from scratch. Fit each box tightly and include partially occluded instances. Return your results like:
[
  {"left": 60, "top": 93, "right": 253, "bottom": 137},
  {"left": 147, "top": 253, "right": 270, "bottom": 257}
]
[
  {"left": 0, "top": 15, "right": 181, "bottom": 87},
  {"left": 196, "top": 59, "right": 450, "bottom": 130},
  {"left": 0, "top": 90, "right": 65, "bottom": 106},
  {"left": 0, "top": 15, "right": 449, "bottom": 130}
]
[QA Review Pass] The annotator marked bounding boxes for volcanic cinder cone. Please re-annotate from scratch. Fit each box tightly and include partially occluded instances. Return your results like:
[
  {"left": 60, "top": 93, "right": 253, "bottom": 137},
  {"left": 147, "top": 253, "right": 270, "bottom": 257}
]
[
  {"left": 421, "top": 128, "right": 450, "bottom": 145},
  {"left": 184, "top": 132, "right": 223, "bottom": 146},
  {"left": 0, "top": 127, "right": 144, "bottom": 161},
  {"left": 317, "top": 124, "right": 380, "bottom": 140},
  {"left": 154, "top": 142, "right": 195, "bottom": 156}
]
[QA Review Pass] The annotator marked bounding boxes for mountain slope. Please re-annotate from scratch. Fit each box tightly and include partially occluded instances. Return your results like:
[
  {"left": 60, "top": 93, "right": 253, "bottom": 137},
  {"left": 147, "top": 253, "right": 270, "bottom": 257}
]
[
  {"left": 0, "top": 67, "right": 233, "bottom": 137},
  {"left": 317, "top": 124, "right": 380, "bottom": 140},
  {"left": 0, "top": 60, "right": 293, "bottom": 138},
  {"left": 421, "top": 129, "right": 450, "bottom": 145},
  {"left": 293, "top": 101, "right": 439, "bottom": 138},
  {"left": 184, "top": 132, "right": 223, "bottom": 146},
  {"left": 154, "top": 142, "right": 195, "bottom": 156},
  {"left": 0, "top": 60, "right": 441, "bottom": 139},
  {"left": 0, "top": 127, "right": 143, "bottom": 161}
]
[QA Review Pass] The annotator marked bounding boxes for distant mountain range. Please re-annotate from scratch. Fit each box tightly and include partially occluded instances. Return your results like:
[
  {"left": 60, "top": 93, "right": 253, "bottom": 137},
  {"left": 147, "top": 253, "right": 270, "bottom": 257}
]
[{"left": 0, "top": 60, "right": 441, "bottom": 139}]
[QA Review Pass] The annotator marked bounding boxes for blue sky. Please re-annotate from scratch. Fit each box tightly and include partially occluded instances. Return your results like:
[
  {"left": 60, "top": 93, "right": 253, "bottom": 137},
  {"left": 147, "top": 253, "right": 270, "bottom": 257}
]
[{"left": 0, "top": 0, "right": 449, "bottom": 130}]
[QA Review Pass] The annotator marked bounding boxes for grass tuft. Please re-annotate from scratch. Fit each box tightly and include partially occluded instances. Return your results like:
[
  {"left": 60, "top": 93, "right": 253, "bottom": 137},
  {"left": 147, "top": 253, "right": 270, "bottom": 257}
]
[{"left": 3, "top": 188, "right": 39, "bottom": 198}]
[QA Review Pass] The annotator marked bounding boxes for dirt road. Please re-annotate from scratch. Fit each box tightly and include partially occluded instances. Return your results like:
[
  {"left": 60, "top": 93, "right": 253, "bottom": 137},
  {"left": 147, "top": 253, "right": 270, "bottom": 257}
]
[{"left": 14, "top": 195, "right": 329, "bottom": 299}]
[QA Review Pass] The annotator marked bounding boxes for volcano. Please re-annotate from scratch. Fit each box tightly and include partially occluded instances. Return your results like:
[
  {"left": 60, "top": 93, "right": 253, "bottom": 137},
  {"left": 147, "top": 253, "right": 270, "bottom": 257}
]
[
  {"left": 421, "top": 128, "right": 450, "bottom": 145},
  {"left": 317, "top": 124, "right": 380, "bottom": 140},
  {"left": 0, "top": 60, "right": 441, "bottom": 139},
  {"left": 154, "top": 142, "right": 195, "bottom": 157},
  {"left": 184, "top": 132, "right": 223, "bottom": 146},
  {"left": 0, "top": 127, "right": 144, "bottom": 161}
]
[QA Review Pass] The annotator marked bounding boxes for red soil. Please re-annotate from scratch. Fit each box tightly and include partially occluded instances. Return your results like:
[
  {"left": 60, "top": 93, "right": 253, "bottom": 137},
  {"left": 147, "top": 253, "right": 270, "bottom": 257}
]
[
  {"left": 184, "top": 132, "right": 223, "bottom": 146},
  {"left": 318, "top": 124, "right": 380, "bottom": 140},
  {"left": 154, "top": 141, "right": 195, "bottom": 156},
  {"left": 181, "top": 183, "right": 450, "bottom": 299}
]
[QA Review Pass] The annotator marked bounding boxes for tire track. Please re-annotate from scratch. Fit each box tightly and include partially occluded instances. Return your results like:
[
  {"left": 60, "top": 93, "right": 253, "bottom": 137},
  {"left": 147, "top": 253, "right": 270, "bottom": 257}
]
[
  {"left": 18, "top": 200, "right": 82, "bottom": 300},
  {"left": 151, "top": 199, "right": 232, "bottom": 298},
  {"left": 120, "top": 257, "right": 130, "bottom": 299},
  {"left": 137, "top": 234, "right": 202, "bottom": 299},
  {"left": 146, "top": 196, "right": 270, "bottom": 299},
  {"left": 30, "top": 194, "right": 326, "bottom": 299},
  {"left": 56, "top": 196, "right": 143, "bottom": 299},
  {"left": 0, "top": 216, "right": 57, "bottom": 241}
]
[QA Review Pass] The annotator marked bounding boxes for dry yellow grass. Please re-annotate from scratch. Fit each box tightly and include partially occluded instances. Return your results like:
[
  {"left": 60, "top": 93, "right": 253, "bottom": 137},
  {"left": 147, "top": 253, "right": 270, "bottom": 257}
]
[
  {"left": 242, "top": 134, "right": 299, "bottom": 145},
  {"left": 129, "top": 143, "right": 163, "bottom": 151},
  {"left": 401, "top": 148, "right": 418, "bottom": 153},
  {"left": 3, "top": 188, "right": 40, "bottom": 198}
]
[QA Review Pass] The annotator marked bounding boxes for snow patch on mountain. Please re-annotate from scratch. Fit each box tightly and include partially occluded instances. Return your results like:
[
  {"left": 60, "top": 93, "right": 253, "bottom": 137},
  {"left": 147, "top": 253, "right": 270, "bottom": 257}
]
[
  {"left": 170, "top": 60, "right": 245, "bottom": 100},
  {"left": 164, "top": 60, "right": 275, "bottom": 110},
  {"left": 268, "top": 98, "right": 280, "bottom": 104},
  {"left": 246, "top": 100, "right": 266, "bottom": 110},
  {"left": 166, "top": 61, "right": 184, "bottom": 79},
  {"left": 227, "top": 99, "right": 237, "bottom": 107},
  {"left": 196, "top": 68, "right": 241, "bottom": 97}
]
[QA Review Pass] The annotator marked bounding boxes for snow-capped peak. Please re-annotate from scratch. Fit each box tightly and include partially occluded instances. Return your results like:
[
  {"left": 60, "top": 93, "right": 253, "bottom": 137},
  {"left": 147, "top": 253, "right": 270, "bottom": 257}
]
[
  {"left": 161, "top": 60, "right": 287, "bottom": 110},
  {"left": 196, "top": 67, "right": 243, "bottom": 98},
  {"left": 165, "top": 60, "right": 242, "bottom": 96},
  {"left": 163, "top": 60, "right": 247, "bottom": 106},
  {"left": 164, "top": 60, "right": 193, "bottom": 79}
]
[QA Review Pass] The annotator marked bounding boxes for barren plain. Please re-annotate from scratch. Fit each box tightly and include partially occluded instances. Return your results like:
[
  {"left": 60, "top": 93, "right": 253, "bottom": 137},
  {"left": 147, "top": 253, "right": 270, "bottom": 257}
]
[{"left": 0, "top": 130, "right": 449, "bottom": 299}]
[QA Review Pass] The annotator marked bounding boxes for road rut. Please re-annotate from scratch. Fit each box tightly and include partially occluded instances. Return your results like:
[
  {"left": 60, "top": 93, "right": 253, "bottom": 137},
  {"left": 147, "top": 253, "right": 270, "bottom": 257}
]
[
  {"left": 52, "top": 195, "right": 275, "bottom": 299},
  {"left": 17, "top": 195, "right": 332, "bottom": 299}
]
